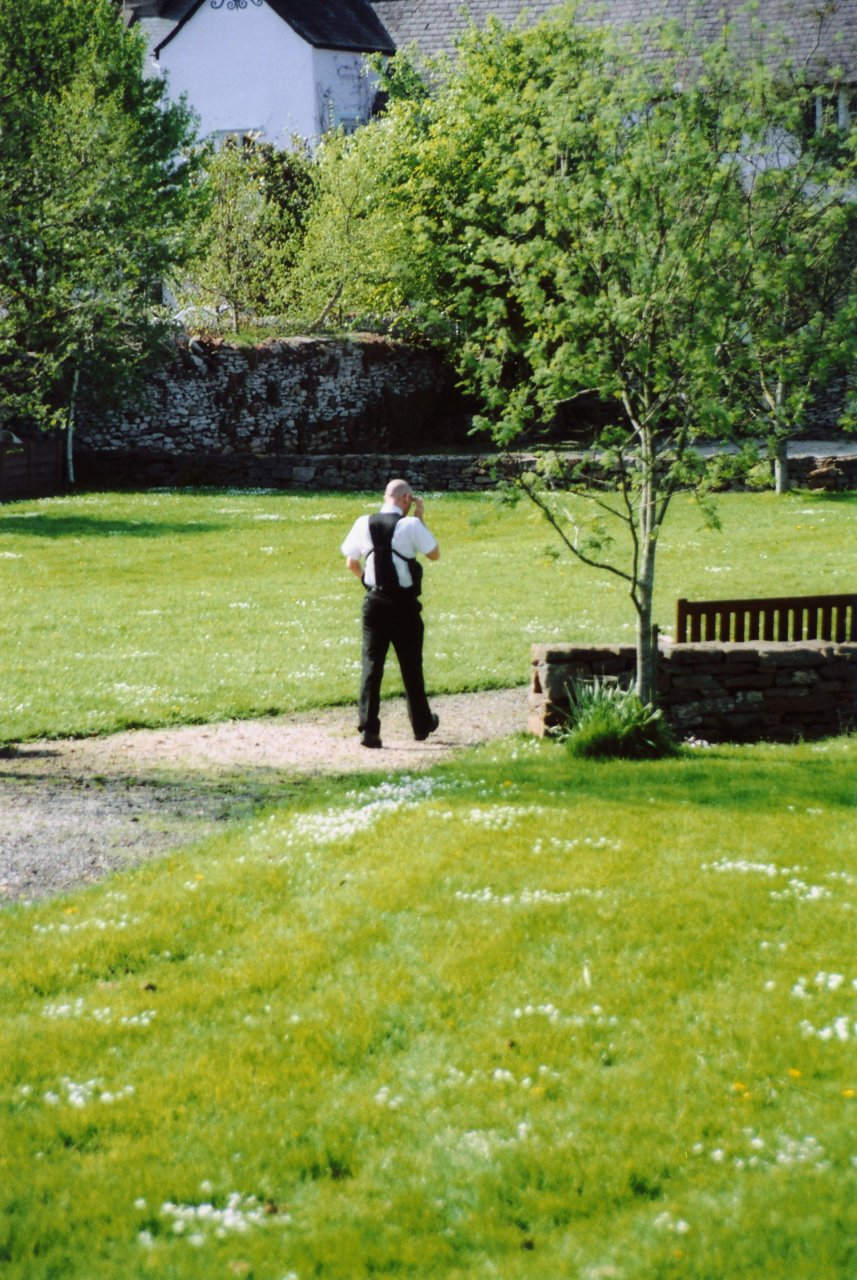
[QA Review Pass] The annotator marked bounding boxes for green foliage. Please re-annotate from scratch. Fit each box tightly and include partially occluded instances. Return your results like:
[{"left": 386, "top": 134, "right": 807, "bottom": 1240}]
[
  {"left": 0, "top": 488, "right": 855, "bottom": 744},
  {"left": 288, "top": 124, "right": 412, "bottom": 329},
  {"left": 382, "top": 11, "right": 744, "bottom": 439},
  {"left": 360, "top": 10, "right": 759, "bottom": 698},
  {"left": 368, "top": 43, "right": 434, "bottom": 105},
  {"left": 354, "top": 6, "right": 857, "bottom": 697},
  {"left": 558, "top": 677, "right": 679, "bottom": 759},
  {"left": 1, "top": 733, "right": 856, "bottom": 1276},
  {"left": 0, "top": 0, "right": 202, "bottom": 431},
  {"left": 180, "top": 135, "right": 316, "bottom": 331},
  {"left": 726, "top": 86, "right": 857, "bottom": 487}
]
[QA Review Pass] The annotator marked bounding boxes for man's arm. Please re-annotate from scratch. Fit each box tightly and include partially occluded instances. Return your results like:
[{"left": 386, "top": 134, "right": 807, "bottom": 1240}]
[
  {"left": 342, "top": 516, "right": 368, "bottom": 580},
  {"left": 410, "top": 497, "right": 440, "bottom": 560}
]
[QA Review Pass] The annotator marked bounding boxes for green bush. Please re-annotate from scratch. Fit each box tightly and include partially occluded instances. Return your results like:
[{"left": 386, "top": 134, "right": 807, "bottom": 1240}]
[{"left": 559, "top": 677, "right": 680, "bottom": 759}]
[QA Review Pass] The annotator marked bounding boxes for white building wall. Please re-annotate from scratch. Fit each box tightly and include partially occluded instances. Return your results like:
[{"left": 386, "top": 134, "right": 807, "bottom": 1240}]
[
  {"left": 312, "top": 48, "right": 377, "bottom": 135},
  {"left": 157, "top": 1, "right": 318, "bottom": 145}
]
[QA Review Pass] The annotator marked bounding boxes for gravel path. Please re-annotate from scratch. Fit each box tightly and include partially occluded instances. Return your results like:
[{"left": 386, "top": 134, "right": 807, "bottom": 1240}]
[{"left": 0, "top": 687, "right": 529, "bottom": 904}]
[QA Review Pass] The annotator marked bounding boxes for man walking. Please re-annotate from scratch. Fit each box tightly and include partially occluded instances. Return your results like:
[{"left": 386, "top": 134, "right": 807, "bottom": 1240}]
[{"left": 341, "top": 479, "right": 440, "bottom": 748}]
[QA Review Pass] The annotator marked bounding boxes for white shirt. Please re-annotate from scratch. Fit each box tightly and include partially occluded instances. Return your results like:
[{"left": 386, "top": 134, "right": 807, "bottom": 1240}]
[{"left": 341, "top": 502, "right": 438, "bottom": 588}]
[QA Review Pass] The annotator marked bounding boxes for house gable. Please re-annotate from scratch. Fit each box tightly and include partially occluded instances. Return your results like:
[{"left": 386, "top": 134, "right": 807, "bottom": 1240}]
[
  {"left": 154, "top": 0, "right": 394, "bottom": 56},
  {"left": 154, "top": 0, "right": 387, "bottom": 144}
]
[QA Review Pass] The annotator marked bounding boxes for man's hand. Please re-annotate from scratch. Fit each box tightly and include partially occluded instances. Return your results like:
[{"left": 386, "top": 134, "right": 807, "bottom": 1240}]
[{"left": 411, "top": 496, "right": 425, "bottom": 520}]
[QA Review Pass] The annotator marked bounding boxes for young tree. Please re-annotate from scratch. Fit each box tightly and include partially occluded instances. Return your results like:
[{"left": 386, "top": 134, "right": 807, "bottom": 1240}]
[
  {"left": 731, "top": 89, "right": 857, "bottom": 492},
  {"left": 378, "top": 10, "right": 775, "bottom": 702},
  {"left": 181, "top": 135, "right": 316, "bottom": 332},
  {"left": 0, "top": 0, "right": 202, "bottom": 454},
  {"left": 288, "top": 123, "right": 413, "bottom": 330}
]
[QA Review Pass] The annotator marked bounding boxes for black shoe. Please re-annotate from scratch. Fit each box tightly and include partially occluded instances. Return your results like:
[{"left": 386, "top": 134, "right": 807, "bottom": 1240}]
[
  {"left": 360, "top": 732, "right": 383, "bottom": 749},
  {"left": 414, "top": 714, "right": 439, "bottom": 742}
]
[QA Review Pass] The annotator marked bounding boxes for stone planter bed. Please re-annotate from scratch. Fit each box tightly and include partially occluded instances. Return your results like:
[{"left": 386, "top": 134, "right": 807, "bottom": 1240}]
[{"left": 530, "top": 641, "right": 857, "bottom": 743}]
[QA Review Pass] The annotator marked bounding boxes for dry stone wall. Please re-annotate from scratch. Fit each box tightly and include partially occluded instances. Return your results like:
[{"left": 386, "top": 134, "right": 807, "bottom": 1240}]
[
  {"left": 0, "top": 433, "right": 64, "bottom": 502},
  {"left": 530, "top": 642, "right": 857, "bottom": 743},
  {"left": 74, "top": 449, "right": 502, "bottom": 492},
  {"left": 72, "top": 335, "right": 857, "bottom": 492},
  {"left": 75, "top": 335, "right": 474, "bottom": 480}
]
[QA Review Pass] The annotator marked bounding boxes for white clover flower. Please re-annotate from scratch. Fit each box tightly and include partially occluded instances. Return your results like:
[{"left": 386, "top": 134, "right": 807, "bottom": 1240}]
[{"left": 461, "top": 1131, "right": 495, "bottom": 1159}]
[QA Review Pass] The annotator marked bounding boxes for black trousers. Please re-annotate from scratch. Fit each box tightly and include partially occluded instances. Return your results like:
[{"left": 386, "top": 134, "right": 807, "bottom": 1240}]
[{"left": 358, "top": 590, "right": 434, "bottom": 738}]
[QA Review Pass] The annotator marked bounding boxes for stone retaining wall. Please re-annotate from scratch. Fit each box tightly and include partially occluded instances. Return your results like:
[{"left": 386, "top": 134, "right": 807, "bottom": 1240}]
[
  {"left": 74, "top": 445, "right": 857, "bottom": 494},
  {"left": 529, "top": 642, "right": 857, "bottom": 742},
  {"left": 0, "top": 433, "right": 64, "bottom": 502},
  {"left": 73, "top": 335, "right": 857, "bottom": 493},
  {"left": 74, "top": 449, "right": 501, "bottom": 492},
  {"left": 76, "top": 335, "right": 474, "bottom": 463}
]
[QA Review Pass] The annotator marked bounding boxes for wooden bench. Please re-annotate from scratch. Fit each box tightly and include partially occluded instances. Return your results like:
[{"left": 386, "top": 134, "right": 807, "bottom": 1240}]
[{"left": 675, "top": 593, "right": 857, "bottom": 644}]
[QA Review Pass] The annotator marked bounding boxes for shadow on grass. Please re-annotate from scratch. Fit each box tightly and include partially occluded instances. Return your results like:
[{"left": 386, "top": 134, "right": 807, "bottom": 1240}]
[
  {"left": 179, "top": 744, "right": 856, "bottom": 824},
  {"left": 794, "top": 490, "right": 857, "bottom": 506},
  {"left": 439, "top": 747, "right": 857, "bottom": 815},
  {"left": 0, "top": 515, "right": 224, "bottom": 539}
]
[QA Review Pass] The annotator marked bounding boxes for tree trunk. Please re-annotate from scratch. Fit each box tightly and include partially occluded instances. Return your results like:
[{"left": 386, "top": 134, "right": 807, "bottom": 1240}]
[
  {"left": 66, "top": 365, "right": 79, "bottom": 487},
  {"left": 774, "top": 437, "right": 790, "bottom": 494},
  {"left": 772, "top": 381, "right": 790, "bottom": 494},
  {"left": 634, "top": 426, "right": 659, "bottom": 706},
  {"left": 634, "top": 528, "right": 658, "bottom": 704},
  {"left": 310, "top": 283, "right": 344, "bottom": 333}
]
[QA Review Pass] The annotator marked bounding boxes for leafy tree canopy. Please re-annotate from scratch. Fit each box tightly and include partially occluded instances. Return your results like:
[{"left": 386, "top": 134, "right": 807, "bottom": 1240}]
[
  {"left": 348, "top": 3, "right": 857, "bottom": 699},
  {"left": 0, "top": 0, "right": 203, "bottom": 433},
  {"left": 179, "top": 134, "right": 316, "bottom": 333}
]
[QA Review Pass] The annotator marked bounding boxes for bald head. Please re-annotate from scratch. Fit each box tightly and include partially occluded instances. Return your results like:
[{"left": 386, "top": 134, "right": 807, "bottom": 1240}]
[{"left": 384, "top": 479, "right": 413, "bottom": 505}]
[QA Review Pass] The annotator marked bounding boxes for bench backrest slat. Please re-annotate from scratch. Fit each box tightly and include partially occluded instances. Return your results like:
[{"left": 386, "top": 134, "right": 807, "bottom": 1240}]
[{"left": 676, "top": 594, "right": 857, "bottom": 644}]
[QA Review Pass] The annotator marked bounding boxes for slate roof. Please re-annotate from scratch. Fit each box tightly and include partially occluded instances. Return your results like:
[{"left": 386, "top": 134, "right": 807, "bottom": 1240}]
[
  {"left": 369, "top": 0, "right": 857, "bottom": 80},
  {"left": 125, "top": 1, "right": 395, "bottom": 55}
]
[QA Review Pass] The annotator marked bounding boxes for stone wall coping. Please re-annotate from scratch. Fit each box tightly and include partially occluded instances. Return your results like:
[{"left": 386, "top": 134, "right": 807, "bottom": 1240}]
[
  {"left": 531, "top": 643, "right": 637, "bottom": 662},
  {"left": 532, "top": 640, "right": 857, "bottom": 659}
]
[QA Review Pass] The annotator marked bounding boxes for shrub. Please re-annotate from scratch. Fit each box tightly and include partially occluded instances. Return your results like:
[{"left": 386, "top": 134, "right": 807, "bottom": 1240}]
[{"left": 559, "top": 678, "right": 680, "bottom": 760}]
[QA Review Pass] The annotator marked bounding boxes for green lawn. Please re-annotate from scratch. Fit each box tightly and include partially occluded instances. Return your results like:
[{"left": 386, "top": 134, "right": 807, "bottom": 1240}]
[
  {"left": 1, "top": 487, "right": 855, "bottom": 742},
  {"left": 2, "top": 486, "right": 855, "bottom": 1277},
  {"left": 1, "top": 735, "right": 855, "bottom": 1278}
]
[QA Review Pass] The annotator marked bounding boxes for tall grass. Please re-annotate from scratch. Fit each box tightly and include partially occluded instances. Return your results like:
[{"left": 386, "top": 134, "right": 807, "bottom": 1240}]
[
  {"left": 1, "top": 734, "right": 855, "bottom": 1277},
  {"left": 1, "top": 488, "right": 855, "bottom": 742}
]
